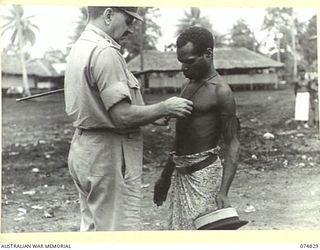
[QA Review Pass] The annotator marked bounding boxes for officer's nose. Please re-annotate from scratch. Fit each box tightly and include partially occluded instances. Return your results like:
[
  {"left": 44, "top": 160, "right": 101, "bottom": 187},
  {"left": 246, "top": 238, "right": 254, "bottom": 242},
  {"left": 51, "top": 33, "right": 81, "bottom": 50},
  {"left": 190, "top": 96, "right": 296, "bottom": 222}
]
[
  {"left": 182, "top": 64, "right": 188, "bottom": 72},
  {"left": 122, "top": 29, "right": 133, "bottom": 38}
]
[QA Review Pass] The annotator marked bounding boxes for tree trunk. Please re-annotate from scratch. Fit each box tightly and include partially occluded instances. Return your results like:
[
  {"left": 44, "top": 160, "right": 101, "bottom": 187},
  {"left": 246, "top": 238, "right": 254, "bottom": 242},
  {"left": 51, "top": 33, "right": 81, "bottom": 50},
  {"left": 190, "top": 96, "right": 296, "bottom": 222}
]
[
  {"left": 139, "top": 22, "right": 145, "bottom": 72},
  {"left": 291, "top": 8, "right": 297, "bottom": 83},
  {"left": 17, "top": 14, "right": 31, "bottom": 96},
  {"left": 139, "top": 21, "right": 145, "bottom": 92}
]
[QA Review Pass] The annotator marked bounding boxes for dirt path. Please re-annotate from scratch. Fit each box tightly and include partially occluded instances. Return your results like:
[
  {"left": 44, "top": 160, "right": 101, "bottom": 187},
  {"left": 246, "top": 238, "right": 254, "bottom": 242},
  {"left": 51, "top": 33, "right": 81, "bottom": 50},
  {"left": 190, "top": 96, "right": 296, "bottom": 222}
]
[{"left": 1, "top": 88, "right": 320, "bottom": 232}]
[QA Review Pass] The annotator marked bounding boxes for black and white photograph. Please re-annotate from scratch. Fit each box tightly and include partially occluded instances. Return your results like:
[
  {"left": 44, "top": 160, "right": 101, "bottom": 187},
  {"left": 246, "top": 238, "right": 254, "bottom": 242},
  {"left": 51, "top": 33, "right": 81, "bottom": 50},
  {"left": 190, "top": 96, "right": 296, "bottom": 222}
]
[{"left": 1, "top": 4, "right": 319, "bottom": 234}]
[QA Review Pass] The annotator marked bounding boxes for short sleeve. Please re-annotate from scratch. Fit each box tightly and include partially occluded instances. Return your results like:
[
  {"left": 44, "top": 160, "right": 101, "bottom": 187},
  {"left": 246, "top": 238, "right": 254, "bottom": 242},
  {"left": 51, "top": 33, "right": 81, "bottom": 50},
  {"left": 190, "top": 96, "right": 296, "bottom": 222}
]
[{"left": 91, "top": 47, "right": 131, "bottom": 110}]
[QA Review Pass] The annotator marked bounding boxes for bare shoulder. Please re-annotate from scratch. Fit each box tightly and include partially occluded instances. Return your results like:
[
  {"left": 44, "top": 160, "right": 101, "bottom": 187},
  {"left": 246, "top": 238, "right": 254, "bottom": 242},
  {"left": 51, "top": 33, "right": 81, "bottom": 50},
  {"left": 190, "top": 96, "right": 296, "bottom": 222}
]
[{"left": 215, "top": 81, "right": 234, "bottom": 101}]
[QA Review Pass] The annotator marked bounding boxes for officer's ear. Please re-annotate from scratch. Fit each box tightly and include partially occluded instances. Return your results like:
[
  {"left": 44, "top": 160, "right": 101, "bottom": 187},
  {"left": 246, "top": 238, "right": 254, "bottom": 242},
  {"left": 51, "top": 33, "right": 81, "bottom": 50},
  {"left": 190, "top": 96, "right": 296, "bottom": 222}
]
[
  {"left": 103, "top": 8, "right": 113, "bottom": 25},
  {"left": 204, "top": 48, "right": 213, "bottom": 59}
]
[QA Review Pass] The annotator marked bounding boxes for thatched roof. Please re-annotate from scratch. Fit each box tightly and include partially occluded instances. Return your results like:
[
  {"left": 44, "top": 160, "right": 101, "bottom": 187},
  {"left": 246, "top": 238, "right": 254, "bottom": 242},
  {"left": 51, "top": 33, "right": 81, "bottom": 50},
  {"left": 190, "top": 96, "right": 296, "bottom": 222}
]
[
  {"left": 128, "top": 47, "right": 284, "bottom": 73},
  {"left": 1, "top": 53, "right": 61, "bottom": 77}
]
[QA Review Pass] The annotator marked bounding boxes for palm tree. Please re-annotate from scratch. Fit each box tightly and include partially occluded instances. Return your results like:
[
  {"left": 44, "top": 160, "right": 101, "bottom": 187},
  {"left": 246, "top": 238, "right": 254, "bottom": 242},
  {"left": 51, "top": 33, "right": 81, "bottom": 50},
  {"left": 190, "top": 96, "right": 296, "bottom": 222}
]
[
  {"left": 1, "top": 5, "right": 39, "bottom": 96},
  {"left": 43, "top": 48, "right": 67, "bottom": 63},
  {"left": 175, "top": 7, "right": 229, "bottom": 48},
  {"left": 175, "top": 7, "right": 213, "bottom": 36}
]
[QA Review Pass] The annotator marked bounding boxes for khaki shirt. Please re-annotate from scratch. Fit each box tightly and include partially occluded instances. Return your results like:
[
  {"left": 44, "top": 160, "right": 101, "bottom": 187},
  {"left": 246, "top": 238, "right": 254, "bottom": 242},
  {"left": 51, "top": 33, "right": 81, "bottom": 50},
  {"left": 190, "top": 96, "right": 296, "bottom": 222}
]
[{"left": 64, "top": 24, "right": 144, "bottom": 130}]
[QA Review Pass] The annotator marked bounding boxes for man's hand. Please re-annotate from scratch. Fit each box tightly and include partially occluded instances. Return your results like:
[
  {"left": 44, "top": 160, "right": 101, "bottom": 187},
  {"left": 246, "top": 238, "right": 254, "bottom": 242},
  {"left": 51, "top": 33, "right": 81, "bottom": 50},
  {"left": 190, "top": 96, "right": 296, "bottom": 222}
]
[
  {"left": 152, "top": 116, "right": 170, "bottom": 126},
  {"left": 162, "top": 97, "right": 193, "bottom": 118},
  {"left": 153, "top": 177, "right": 171, "bottom": 206},
  {"left": 215, "top": 192, "right": 231, "bottom": 210}
]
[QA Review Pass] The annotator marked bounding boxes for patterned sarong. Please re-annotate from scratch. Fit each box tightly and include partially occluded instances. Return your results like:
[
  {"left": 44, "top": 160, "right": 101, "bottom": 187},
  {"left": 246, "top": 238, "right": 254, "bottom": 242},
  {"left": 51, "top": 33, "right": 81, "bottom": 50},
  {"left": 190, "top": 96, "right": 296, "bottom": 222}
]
[{"left": 169, "top": 147, "right": 223, "bottom": 230}]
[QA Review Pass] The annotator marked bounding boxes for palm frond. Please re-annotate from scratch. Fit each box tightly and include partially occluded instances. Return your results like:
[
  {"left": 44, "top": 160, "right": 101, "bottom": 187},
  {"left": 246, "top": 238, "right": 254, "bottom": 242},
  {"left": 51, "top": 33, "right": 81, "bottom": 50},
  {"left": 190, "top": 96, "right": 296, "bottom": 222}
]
[
  {"left": 29, "top": 23, "right": 40, "bottom": 32},
  {"left": 8, "top": 6, "right": 18, "bottom": 17},
  {"left": 1, "top": 24, "right": 14, "bottom": 36},
  {"left": 23, "top": 30, "right": 36, "bottom": 45},
  {"left": 10, "top": 29, "right": 18, "bottom": 44},
  {"left": 1, "top": 20, "right": 14, "bottom": 30},
  {"left": 1, "top": 15, "right": 15, "bottom": 21},
  {"left": 13, "top": 5, "right": 24, "bottom": 17},
  {"left": 25, "top": 15, "right": 36, "bottom": 20},
  {"left": 190, "top": 7, "right": 200, "bottom": 19}
]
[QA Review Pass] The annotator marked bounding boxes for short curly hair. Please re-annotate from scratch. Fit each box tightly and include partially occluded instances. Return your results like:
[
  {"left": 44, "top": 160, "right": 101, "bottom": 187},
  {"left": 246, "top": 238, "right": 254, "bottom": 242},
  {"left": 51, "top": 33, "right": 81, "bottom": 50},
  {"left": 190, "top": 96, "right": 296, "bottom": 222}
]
[{"left": 176, "top": 26, "right": 214, "bottom": 55}]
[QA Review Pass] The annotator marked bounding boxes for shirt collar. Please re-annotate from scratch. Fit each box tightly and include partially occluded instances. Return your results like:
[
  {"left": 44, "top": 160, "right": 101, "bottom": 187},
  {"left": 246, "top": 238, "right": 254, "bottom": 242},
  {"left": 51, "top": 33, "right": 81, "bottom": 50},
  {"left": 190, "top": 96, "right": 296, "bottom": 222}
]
[{"left": 85, "top": 24, "right": 121, "bottom": 50}]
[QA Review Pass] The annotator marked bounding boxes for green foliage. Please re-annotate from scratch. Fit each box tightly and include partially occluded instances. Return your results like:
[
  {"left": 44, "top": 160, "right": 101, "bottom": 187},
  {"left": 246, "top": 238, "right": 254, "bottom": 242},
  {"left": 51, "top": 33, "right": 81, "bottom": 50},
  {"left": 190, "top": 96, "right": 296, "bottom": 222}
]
[
  {"left": 174, "top": 8, "right": 228, "bottom": 48},
  {"left": 1, "top": 4, "right": 39, "bottom": 96},
  {"left": 298, "top": 15, "right": 317, "bottom": 68},
  {"left": 175, "top": 7, "right": 212, "bottom": 36},
  {"left": 261, "top": 7, "right": 293, "bottom": 63},
  {"left": 121, "top": 7, "right": 162, "bottom": 62},
  {"left": 1, "top": 5, "right": 39, "bottom": 51},
  {"left": 229, "top": 19, "right": 259, "bottom": 51},
  {"left": 261, "top": 7, "right": 315, "bottom": 75},
  {"left": 43, "top": 48, "right": 67, "bottom": 63}
]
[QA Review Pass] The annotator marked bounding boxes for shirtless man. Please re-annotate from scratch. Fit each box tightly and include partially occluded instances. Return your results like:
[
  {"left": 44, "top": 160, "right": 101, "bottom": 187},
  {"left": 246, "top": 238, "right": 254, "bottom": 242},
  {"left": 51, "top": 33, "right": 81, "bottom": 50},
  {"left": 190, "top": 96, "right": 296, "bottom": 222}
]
[{"left": 153, "top": 26, "right": 240, "bottom": 230}]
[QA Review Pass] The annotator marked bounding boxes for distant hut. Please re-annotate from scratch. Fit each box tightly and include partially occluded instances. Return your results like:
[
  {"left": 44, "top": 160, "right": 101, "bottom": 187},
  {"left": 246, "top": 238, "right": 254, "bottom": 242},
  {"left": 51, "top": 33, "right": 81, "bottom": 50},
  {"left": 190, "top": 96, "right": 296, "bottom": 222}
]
[
  {"left": 128, "top": 50, "right": 185, "bottom": 93},
  {"left": 128, "top": 47, "right": 284, "bottom": 92},
  {"left": 1, "top": 53, "right": 64, "bottom": 93}
]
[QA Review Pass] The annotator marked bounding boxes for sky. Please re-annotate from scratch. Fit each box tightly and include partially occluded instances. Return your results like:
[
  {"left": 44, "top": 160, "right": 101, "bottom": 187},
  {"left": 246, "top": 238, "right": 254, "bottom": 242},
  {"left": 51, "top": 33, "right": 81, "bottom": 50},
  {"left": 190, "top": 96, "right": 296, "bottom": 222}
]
[{"left": 0, "top": 5, "right": 317, "bottom": 58}]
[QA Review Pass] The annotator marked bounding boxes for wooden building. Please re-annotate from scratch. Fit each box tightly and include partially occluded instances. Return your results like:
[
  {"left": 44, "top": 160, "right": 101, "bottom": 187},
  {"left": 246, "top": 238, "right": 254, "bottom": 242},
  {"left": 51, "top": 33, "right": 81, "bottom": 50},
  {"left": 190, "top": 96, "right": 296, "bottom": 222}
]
[
  {"left": 128, "top": 47, "right": 284, "bottom": 92},
  {"left": 1, "top": 53, "right": 64, "bottom": 92}
]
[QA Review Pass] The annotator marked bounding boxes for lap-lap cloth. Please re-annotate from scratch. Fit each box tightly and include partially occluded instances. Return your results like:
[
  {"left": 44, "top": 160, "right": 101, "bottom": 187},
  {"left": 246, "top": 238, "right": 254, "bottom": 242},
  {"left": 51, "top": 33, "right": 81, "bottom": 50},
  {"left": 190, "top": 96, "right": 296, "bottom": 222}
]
[{"left": 169, "top": 147, "right": 222, "bottom": 230}]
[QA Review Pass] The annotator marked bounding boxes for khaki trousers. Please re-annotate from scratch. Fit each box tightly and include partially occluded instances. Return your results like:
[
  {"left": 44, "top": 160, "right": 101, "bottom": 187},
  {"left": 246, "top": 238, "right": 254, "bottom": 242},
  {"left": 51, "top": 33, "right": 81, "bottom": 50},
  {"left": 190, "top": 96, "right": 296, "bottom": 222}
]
[{"left": 68, "top": 129, "right": 143, "bottom": 231}]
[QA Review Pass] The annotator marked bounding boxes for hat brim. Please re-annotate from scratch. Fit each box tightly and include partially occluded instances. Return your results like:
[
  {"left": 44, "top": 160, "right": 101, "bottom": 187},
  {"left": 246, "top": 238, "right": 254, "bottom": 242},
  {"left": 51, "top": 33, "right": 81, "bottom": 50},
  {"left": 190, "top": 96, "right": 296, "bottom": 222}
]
[
  {"left": 197, "top": 217, "right": 249, "bottom": 230},
  {"left": 123, "top": 10, "right": 143, "bottom": 22}
]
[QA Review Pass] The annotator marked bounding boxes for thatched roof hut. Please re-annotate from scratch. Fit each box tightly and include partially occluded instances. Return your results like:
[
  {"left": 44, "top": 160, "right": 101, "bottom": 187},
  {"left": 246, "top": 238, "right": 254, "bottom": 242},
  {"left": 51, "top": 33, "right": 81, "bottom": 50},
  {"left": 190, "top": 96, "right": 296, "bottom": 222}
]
[
  {"left": 128, "top": 47, "right": 284, "bottom": 74},
  {"left": 1, "top": 53, "right": 61, "bottom": 77},
  {"left": 1, "top": 53, "right": 64, "bottom": 90}
]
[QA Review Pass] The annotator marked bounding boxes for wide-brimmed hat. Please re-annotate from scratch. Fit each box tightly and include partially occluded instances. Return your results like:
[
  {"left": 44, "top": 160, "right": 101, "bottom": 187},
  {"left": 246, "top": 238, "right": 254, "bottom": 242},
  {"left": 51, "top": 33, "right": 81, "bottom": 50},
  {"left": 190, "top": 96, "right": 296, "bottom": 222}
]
[
  {"left": 194, "top": 207, "right": 248, "bottom": 230},
  {"left": 119, "top": 7, "right": 143, "bottom": 22}
]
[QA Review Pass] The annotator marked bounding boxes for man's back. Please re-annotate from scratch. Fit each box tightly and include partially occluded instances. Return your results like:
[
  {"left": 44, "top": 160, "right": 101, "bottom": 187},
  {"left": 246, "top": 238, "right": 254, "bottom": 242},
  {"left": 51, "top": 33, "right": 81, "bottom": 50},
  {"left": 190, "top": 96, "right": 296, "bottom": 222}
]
[
  {"left": 64, "top": 25, "right": 131, "bottom": 129},
  {"left": 65, "top": 32, "right": 99, "bottom": 120}
]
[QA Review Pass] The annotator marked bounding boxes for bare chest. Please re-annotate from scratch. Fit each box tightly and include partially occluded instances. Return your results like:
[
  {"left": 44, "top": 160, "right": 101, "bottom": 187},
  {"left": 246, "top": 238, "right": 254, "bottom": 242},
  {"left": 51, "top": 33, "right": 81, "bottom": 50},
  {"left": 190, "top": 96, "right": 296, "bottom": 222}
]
[{"left": 181, "top": 83, "right": 218, "bottom": 113}]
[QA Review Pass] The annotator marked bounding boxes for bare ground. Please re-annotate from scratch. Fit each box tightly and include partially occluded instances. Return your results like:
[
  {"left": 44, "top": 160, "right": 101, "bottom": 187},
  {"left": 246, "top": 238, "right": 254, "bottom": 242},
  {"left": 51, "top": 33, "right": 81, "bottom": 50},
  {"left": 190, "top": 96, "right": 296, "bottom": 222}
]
[{"left": 1, "top": 87, "right": 320, "bottom": 232}]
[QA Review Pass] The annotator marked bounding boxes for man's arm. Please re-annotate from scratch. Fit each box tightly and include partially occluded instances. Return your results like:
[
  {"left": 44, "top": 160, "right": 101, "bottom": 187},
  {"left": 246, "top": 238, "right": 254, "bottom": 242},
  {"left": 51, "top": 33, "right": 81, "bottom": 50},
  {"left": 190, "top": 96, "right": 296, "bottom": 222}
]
[
  {"left": 91, "top": 47, "right": 193, "bottom": 129},
  {"left": 109, "top": 97, "right": 193, "bottom": 129},
  {"left": 215, "top": 83, "right": 240, "bottom": 209},
  {"left": 152, "top": 137, "right": 179, "bottom": 206},
  {"left": 153, "top": 156, "right": 175, "bottom": 206}
]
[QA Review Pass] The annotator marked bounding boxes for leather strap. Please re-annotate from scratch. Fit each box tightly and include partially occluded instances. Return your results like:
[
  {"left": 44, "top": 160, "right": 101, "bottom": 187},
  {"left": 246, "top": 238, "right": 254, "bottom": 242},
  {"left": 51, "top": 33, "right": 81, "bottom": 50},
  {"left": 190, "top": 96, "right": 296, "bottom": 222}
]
[
  {"left": 76, "top": 127, "right": 140, "bottom": 135},
  {"left": 176, "top": 153, "right": 218, "bottom": 174}
]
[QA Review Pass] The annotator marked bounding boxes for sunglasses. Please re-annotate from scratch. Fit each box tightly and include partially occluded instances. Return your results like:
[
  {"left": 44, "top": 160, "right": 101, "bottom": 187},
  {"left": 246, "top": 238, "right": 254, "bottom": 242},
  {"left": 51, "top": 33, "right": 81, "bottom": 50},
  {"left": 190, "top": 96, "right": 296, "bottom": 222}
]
[{"left": 119, "top": 10, "right": 135, "bottom": 26}]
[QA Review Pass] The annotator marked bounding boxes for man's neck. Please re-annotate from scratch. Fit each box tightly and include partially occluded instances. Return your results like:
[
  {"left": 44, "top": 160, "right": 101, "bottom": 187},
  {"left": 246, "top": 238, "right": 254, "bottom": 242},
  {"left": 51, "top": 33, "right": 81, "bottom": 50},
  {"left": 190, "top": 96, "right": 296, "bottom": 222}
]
[
  {"left": 89, "top": 20, "right": 106, "bottom": 33},
  {"left": 204, "top": 68, "right": 217, "bottom": 80},
  {"left": 88, "top": 20, "right": 115, "bottom": 39},
  {"left": 193, "top": 68, "right": 217, "bottom": 82}
]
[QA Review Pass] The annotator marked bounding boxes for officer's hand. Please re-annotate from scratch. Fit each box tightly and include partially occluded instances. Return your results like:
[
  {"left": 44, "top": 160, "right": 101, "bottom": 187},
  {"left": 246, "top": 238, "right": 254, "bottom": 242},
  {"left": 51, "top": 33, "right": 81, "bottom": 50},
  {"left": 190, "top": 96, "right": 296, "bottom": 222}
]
[
  {"left": 153, "top": 177, "right": 171, "bottom": 206},
  {"left": 215, "top": 192, "right": 231, "bottom": 210},
  {"left": 163, "top": 97, "right": 193, "bottom": 118}
]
